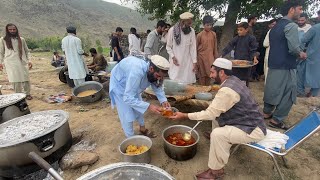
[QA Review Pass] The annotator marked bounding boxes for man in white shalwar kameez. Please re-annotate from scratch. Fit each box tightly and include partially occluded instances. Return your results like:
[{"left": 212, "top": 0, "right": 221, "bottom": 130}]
[
  {"left": 62, "top": 26, "right": 89, "bottom": 86},
  {"left": 0, "top": 24, "right": 33, "bottom": 100},
  {"left": 109, "top": 55, "right": 171, "bottom": 138},
  {"left": 166, "top": 12, "right": 197, "bottom": 84}
]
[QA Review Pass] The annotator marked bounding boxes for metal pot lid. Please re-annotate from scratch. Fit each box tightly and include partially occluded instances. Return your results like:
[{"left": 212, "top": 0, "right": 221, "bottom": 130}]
[
  {"left": 77, "top": 162, "right": 175, "bottom": 180},
  {"left": 0, "top": 110, "right": 69, "bottom": 147},
  {"left": 0, "top": 93, "right": 26, "bottom": 108}
]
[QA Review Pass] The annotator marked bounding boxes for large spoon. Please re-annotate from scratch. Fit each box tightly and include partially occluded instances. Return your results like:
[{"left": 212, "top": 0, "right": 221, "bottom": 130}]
[{"left": 182, "top": 121, "right": 202, "bottom": 141}]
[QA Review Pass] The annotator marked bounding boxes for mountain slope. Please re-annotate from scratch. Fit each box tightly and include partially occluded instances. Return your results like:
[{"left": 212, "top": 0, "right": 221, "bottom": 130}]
[{"left": 0, "top": 0, "right": 154, "bottom": 44}]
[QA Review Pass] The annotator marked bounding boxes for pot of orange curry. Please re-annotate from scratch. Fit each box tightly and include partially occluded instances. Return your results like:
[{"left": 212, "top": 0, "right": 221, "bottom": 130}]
[
  {"left": 162, "top": 125, "right": 199, "bottom": 161},
  {"left": 72, "top": 81, "right": 103, "bottom": 103}
]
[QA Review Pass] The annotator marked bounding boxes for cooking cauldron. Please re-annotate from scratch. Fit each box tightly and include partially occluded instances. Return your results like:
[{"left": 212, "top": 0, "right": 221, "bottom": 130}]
[
  {"left": 77, "top": 162, "right": 175, "bottom": 180},
  {"left": 0, "top": 110, "right": 72, "bottom": 178},
  {"left": 72, "top": 81, "right": 103, "bottom": 103},
  {"left": 0, "top": 93, "right": 30, "bottom": 124},
  {"left": 162, "top": 125, "right": 200, "bottom": 161}
]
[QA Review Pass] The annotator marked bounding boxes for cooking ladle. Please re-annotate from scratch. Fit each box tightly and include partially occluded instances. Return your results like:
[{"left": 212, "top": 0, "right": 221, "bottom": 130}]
[
  {"left": 182, "top": 121, "right": 202, "bottom": 141},
  {"left": 28, "top": 151, "right": 63, "bottom": 180}
]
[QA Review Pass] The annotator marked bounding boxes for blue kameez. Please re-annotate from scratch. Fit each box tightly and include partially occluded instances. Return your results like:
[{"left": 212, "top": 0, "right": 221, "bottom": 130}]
[
  {"left": 301, "top": 24, "right": 320, "bottom": 96},
  {"left": 109, "top": 56, "right": 167, "bottom": 137}
]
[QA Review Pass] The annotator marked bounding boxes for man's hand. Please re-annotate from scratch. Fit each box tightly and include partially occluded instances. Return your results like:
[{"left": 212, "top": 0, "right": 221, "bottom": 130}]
[
  {"left": 0, "top": 64, "right": 3, "bottom": 71},
  {"left": 192, "top": 63, "right": 197, "bottom": 73},
  {"left": 172, "top": 56, "right": 179, "bottom": 66},
  {"left": 148, "top": 104, "right": 161, "bottom": 114},
  {"left": 299, "top": 52, "right": 307, "bottom": 60},
  {"left": 169, "top": 112, "right": 188, "bottom": 120},
  {"left": 117, "top": 54, "right": 122, "bottom": 60},
  {"left": 161, "top": 101, "right": 171, "bottom": 108},
  {"left": 28, "top": 62, "right": 33, "bottom": 70},
  {"left": 253, "top": 57, "right": 259, "bottom": 65}
]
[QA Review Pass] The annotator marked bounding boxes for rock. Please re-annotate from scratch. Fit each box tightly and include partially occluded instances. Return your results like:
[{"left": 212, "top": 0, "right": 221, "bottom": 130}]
[
  {"left": 60, "top": 151, "right": 99, "bottom": 170},
  {"left": 81, "top": 165, "right": 89, "bottom": 173}
]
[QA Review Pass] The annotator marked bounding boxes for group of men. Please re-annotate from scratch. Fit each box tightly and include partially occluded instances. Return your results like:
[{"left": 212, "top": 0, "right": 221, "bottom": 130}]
[
  {"left": 0, "top": 1, "right": 320, "bottom": 179},
  {"left": 109, "top": 2, "right": 320, "bottom": 179}
]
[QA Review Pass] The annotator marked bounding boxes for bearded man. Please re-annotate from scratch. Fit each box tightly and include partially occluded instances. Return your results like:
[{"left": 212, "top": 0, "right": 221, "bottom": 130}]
[
  {"left": 166, "top": 12, "right": 197, "bottom": 84},
  {"left": 109, "top": 55, "right": 171, "bottom": 138},
  {"left": 170, "top": 58, "right": 266, "bottom": 179},
  {"left": 0, "top": 24, "right": 33, "bottom": 100}
]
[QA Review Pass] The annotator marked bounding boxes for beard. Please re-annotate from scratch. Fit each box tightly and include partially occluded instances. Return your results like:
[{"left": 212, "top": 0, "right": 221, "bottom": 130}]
[
  {"left": 9, "top": 32, "right": 18, "bottom": 37},
  {"left": 147, "top": 71, "right": 163, "bottom": 87},
  {"left": 182, "top": 26, "right": 192, "bottom": 35},
  {"left": 147, "top": 72, "right": 157, "bottom": 83},
  {"left": 213, "top": 75, "right": 222, "bottom": 85}
]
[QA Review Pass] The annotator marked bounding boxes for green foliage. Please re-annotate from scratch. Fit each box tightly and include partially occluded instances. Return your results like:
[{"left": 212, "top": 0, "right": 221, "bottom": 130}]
[
  {"left": 96, "top": 40, "right": 103, "bottom": 53},
  {"left": 25, "top": 37, "right": 61, "bottom": 51},
  {"left": 125, "top": 0, "right": 317, "bottom": 21},
  {"left": 26, "top": 38, "right": 39, "bottom": 50},
  {"left": 79, "top": 36, "right": 92, "bottom": 52}
]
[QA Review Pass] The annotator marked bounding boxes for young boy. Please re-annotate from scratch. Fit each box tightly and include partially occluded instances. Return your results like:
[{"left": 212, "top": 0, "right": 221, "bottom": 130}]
[
  {"left": 221, "top": 22, "right": 258, "bottom": 85},
  {"left": 196, "top": 16, "right": 218, "bottom": 85}
]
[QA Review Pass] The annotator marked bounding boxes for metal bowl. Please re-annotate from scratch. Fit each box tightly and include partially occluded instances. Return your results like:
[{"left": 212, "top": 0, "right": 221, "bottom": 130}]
[
  {"left": 72, "top": 81, "right": 103, "bottom": 103},
  {"left": 163, "top": 79, "right": 187, "bottom": 94},
  {"left": 119, "top": 135, "right": 152, "bottom": 164},
  {"left": 77, "top": 162, "right": 175, "bottom": 180},
  {"left": 162, "top": 125, "right": 199, "bottom": 161},
  {"left": 195, "top": 92, "right": 213, "bottom": 101}
]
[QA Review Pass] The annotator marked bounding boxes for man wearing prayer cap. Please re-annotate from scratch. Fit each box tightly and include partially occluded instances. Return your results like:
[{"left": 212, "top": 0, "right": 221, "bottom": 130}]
[
  {"left": 166, "top": 12, "right": 197, "bottom": 84},
  {"left": 170, "top": 58, "right": 266, "bottom": 179},
  {"left": 109, "top": 55, "right": 171, "bottom": 138},
  {"left": 62, "top": 25, "right": 89, "bottom": 86}
]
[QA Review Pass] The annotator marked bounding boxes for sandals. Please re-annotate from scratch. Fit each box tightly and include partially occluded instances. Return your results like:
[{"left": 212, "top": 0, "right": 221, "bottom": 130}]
[
  {"left": 140, "top": 129, "right": 157, "bottom": 138},
  {"left": 26, "top": 95, "right": 33, "bottom": 100},
  {"left": 268, "top": 121, "right": 288, "bottom": 130}
]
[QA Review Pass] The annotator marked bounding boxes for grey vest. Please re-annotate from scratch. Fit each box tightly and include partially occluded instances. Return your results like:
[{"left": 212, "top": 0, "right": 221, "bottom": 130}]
[{"left": 219, "top": 76, "right": 267, "bottom": 135}]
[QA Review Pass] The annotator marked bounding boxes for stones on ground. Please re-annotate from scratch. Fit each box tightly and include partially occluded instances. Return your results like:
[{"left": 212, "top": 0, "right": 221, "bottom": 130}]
[
  {"left": 81, "top": 165, "right": 89, "bottom": 173},
  {"left": 60, "top": 150, "right": 99, "bottom": 170}
]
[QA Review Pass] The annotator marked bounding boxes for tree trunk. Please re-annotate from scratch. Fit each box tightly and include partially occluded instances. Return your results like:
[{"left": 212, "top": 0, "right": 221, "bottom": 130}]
[{"left": 218, "top": 0, "right": 241, "bottom": 52}]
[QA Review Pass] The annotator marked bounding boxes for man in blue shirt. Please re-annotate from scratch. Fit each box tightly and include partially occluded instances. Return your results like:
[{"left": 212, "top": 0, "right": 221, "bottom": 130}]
[{"left": 109, "top": 55, "right": 170, "bottom": 137}]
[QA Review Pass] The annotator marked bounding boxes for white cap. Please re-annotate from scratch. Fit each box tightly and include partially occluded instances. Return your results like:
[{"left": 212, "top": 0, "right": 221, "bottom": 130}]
[
  {"left": 180, "top": 12, "right": 194, "bottom": 20},
  {"left": 150, "top": 55, "right": 170, "bottom": 70},
  {"left": 212, "top": 58, "right": 232, "bottom": 70}
]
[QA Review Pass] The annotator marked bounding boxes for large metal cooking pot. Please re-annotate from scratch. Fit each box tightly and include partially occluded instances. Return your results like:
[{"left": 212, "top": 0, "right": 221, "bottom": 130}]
[
  {"left": 162, "top": 125, "right": 199, "bottom": 161},
  {"left": 119, "top": 135, "right": 152, "bottom": 164},
  {"left": 0, "top": 110, "right": 72, "bottom": 178},
  {"left": 0, "top": 93, "right": 30, "bottom": 124},
  {"left": 77, "top": 162, "right": 175, "bottom": 180},
  {"left": 72, "top": 81, "right": 103, "bottom": 103}
]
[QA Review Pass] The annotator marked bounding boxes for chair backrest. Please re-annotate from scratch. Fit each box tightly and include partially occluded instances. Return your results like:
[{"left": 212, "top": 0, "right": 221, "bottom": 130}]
[{"left": 285, "top": 111, "right": 320, "bottom": 152}]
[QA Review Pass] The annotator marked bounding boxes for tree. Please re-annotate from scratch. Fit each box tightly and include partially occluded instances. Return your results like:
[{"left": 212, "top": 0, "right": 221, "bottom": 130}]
[
  {"left": 124, "top": 0, "right": 318, "bottom": 49},
  {"left": 26, "top": 38, "right": 39, "bottom": 50}
]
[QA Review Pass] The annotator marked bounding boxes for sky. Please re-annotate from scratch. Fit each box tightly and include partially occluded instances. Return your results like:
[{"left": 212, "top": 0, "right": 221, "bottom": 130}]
[{"left": 103, "top": 0, "right": 135, "bottom": 9}]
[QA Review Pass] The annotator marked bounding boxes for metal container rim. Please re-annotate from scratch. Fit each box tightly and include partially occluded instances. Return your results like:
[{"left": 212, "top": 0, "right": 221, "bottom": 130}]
[
  {"left": 162, "top": 125, "right": 200, "bottom": 148},
  {"left": 118, "top": 135, "right": 153, "bottom": 156}
]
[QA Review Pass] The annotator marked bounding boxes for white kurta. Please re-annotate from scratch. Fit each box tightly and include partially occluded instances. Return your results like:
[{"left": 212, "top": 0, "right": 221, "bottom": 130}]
[
  {"left": 0, "top": 37, "right": 30, "bottom": 82},
  {"left": 166, "top": 27, "right": 197, "bottom": 84},
  {"left": 61, "top": 34, "right": 88, "bottom": 79},
  {"left": 128, "top": 34, "right": 141, "bottom": 54}
]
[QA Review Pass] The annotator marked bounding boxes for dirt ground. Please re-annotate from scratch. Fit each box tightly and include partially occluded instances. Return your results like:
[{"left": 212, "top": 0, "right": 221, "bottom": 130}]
[{"left": 1, "top": 53, "right": 320, "bottom": 180}]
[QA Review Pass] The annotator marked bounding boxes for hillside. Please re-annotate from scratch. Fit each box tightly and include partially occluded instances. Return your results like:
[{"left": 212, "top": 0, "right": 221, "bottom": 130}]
[{"left": 0, "top": 0, "right": 155, "bottom": 44}]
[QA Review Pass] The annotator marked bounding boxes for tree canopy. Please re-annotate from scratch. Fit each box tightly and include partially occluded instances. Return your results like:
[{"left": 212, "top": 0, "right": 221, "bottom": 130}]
[{"left": 124, "top": 0, "right": 319, "bottom": 48}]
